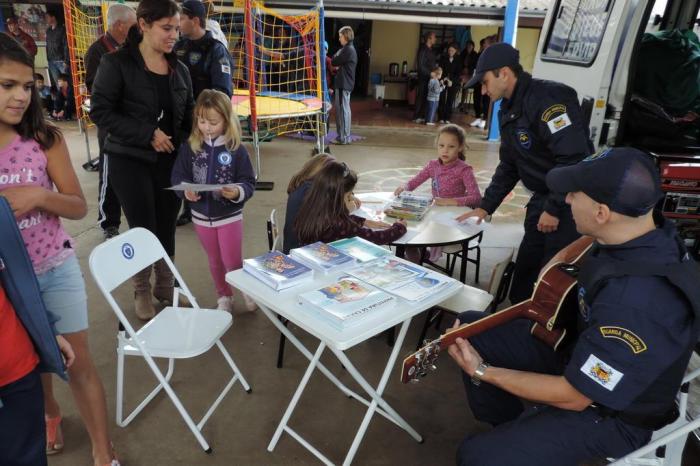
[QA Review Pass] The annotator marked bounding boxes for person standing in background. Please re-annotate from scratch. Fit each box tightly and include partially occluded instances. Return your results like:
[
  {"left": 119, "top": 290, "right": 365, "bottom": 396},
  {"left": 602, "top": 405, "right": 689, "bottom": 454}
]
[
  {"left": 438, "top": 43, "right": 461, "bottom": 124},
  {"left": 331, "top": 26, "right": 357, "bottom": 145},
  {"left": 45, "top": 10, "right": 69, "bottom": 92},
  {"left": 5, "top": 17, "right": 37, "bottom": 59},
  {"left": 413, "top": 31, "right": 436, "bottom": 124},
  {"left": 85, "top": 3, "right": 136, "bottom": 241}
]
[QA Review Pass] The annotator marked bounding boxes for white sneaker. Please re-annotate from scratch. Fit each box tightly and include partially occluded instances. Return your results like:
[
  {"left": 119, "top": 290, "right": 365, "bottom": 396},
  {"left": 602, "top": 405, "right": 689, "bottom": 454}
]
[
  {"left": 444, "top": 120, "right": 451, "bottom": 124},
  {"left": 217, "top": 296, "right": 234, "bottom": 313},
  {"left": 469, "top": 118, "right": 483, "bottom": 127},
  {"left": 478, "top": 120, "right": 487, "bottom": 129},
  {"left": 426, "top": 122, "right": 435, "bottom": 126},
  {"left": 242, "top": 293, "right": 258, "bottom": 312},
  {"left": 413, "top": 118, "right": 425, "bottom": 124}
]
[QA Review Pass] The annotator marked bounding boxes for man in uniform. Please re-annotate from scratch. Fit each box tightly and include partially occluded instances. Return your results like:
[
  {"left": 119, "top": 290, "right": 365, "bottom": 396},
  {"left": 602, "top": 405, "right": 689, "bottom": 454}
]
[
  {"left": 84, "top": 3, "right": 136, "bottom": 240},
  {"left": 174, "top": 0, "right": 233, "bottom": 225},
  {"left": 457, "top": 43, "right": 592, "bottom": 303},
  {"left": 449, "top": 147, "right": 700, "bottom": 466}
]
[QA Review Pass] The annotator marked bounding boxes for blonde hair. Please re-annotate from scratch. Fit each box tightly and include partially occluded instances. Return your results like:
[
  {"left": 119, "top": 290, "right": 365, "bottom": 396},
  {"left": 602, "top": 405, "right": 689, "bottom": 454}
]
[
  {"left": 339, "top": 26, "right": 354, "bottom": 42},
  {"left": 287, "top": 153, "right": 334, "bottom": 194},
  {"left": 189, "top": 89, "right": 241, "bottom": 152}
]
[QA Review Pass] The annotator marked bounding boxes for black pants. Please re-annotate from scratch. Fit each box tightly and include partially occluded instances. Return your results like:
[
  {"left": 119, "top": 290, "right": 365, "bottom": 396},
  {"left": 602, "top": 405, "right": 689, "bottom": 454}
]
[
  {"left": 97, "top": 127, "right": 122, "bottom": 230},
  {"left": 455, "top": 311, "right": 651, "bottom": 466},
  {"left": 473, "top": 84, "right": 491, "bottom": 119},
  {"left": 413, "top": 76, "right": 430, "bottom": 120},
  {"left": 438, "top": 84, "right": 459, "bottom": 122},
  {"left": 509, "top": 195, "right": 580, "bottom": 304},
  {"left": 0, "top": 370, "right": 46, "bottom": 466},
  {"left": 107, "top": 153, "right": 181, "bottom": 256}
]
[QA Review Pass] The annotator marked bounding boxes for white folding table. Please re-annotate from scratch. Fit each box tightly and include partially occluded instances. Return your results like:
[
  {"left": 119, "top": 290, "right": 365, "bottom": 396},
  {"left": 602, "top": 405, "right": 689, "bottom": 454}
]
[{"left": 226, "top": 268, "right": 479, "bottom": 465}]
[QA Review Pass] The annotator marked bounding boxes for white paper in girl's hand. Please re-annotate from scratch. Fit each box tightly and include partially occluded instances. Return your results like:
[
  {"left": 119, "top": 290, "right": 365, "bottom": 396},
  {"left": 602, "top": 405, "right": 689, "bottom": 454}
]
[
  {"left": 167, "top": 182, "right": 238, "bottom": 192},
  {"left": 433, "top": 212, "right": 489, "bottom": 232}
]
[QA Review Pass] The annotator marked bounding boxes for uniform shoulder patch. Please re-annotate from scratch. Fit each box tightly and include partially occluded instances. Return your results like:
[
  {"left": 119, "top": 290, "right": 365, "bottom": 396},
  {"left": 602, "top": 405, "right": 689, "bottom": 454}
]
[
  {"left": 599, "top": 326, "right": 647, "bottom": 354},
  {"left": 546, "top": 113, "right": 572, "bottom": 134},
  {"left": 581, "top": 354, "right": 624, "bottom": 391},
  {"left": 541, "top": 103, "right": 567, "bottom": 122}
]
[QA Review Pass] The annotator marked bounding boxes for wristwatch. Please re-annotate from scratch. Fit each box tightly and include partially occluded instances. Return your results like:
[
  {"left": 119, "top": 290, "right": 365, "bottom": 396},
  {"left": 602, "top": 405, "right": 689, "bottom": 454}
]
[{"left": 471, "top": 361, "right": 490, "bottom": 386}]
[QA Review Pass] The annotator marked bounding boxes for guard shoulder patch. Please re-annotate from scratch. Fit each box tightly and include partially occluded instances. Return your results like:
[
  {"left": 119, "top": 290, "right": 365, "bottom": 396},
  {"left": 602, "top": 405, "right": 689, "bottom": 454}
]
[
  {"left": 599, "top": 326, "right": 647, "bottom": 354},
  {"left": 580, "top": 354, "right": 624, "bottom": 391},
  {"left": 541, "top": 103, "right": 567, "bottom": 122},
  {"left": 547, "top": 113, "right": 572, "bottom": 134}
]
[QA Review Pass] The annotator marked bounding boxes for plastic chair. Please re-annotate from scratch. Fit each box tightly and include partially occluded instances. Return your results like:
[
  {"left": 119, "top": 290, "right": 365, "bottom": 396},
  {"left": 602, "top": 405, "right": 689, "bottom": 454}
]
[
  {"left": 88, "top": 227, "right": 251, "bottom": 453},
  {"left": 415, "top": 248, "right": 515, "bottom": 349},
  {"left": 421, "top": 231, "right": 483, "bottom": 285}
]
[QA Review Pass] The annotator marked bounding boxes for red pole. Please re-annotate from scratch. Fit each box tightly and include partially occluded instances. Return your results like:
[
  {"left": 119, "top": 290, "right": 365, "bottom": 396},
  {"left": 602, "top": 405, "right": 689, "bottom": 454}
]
[{"left": 244, "top": 0, "right": 257, "bottom": 132}]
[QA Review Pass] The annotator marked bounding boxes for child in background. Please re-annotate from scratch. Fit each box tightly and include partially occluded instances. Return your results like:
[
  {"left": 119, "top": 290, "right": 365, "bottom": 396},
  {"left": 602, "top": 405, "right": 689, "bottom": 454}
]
[
  {"left": 425, "top": 66, "right": 445, "bottom": 126},
  {"left": 34, "top": 73, "right": 52, "bottom": 112},
  {"left": 51, "top": 73, "right": 74, "bottom": 120},
  {"left": 171, "top": 89, "right": 256, "bottom": 313},
  {"left": 283, "top": 152, "right": 335, "bottom": 253},
  {"left": 295, "top": 160, "right": 407, "bottom": 246},
  {"left": 0, "top": 34, "right": 117, "bottom": 465},
  {"left": 394, "top": 124, "right": 482, "bottom": 261}
]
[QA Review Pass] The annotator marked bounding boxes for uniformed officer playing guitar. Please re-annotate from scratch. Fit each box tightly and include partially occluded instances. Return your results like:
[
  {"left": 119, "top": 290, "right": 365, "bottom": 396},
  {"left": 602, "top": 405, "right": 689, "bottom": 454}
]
[{"left": 449, "top": 148, "right": 700, "bottom": 466}]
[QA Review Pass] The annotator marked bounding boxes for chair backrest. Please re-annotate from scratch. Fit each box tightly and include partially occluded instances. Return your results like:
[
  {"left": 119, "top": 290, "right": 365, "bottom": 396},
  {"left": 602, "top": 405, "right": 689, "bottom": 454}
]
[
  {"left": 487, "top": 248, "right": 515, "bottom": 309},
  {"left": 267, "top": 209, "right": 281, "bottom": 252}
]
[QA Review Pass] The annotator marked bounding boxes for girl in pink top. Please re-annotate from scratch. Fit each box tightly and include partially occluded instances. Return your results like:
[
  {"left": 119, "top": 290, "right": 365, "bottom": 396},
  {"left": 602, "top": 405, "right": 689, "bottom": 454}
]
[
  {"left": 394, "top": 124, "right": 482, "bottom": 262},
  {"left": 395, "top": 124, "right": 482, "bottom": 207},
  {"left": 0, "top": 35, "right": 118, "bottom": 465}
]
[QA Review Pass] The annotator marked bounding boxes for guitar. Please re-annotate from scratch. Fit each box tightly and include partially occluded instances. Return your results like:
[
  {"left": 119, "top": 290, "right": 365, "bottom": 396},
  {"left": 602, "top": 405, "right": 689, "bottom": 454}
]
[{"left": 400, "top": 236, "right": 594, "bottom": 384}]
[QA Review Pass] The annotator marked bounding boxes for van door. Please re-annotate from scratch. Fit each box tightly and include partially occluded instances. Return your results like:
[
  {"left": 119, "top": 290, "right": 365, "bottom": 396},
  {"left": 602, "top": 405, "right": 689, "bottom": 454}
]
[{"left": 532, "top": 0, "right": 640, "bottom": 149}]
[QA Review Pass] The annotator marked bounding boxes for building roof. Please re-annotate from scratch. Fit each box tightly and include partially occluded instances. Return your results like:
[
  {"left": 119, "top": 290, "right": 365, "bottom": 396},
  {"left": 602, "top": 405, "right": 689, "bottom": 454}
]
[{"left": 364, "top": 0, "right": 550, "bottom": 12}]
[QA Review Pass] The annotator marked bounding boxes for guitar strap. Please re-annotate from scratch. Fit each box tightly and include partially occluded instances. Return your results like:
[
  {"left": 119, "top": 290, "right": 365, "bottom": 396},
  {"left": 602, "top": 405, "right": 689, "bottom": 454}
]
[{"left": 576, "top": 220, "right": 700, "bottom": 430}]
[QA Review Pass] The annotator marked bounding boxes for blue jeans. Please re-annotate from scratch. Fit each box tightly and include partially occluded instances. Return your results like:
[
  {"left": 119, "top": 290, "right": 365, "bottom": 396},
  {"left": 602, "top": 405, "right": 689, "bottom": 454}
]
[
  {"left": 48, "top": 60, "right": 67, "bottom": 89},
  {"left": 426, "top": 100, "right": 439, "bottom": 123}
]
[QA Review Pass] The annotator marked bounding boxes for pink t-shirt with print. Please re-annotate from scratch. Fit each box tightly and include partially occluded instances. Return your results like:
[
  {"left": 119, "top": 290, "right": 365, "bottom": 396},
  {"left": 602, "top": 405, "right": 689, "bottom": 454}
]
[{"left": 0, "top": 135, "right": 75, "bottom": 275}]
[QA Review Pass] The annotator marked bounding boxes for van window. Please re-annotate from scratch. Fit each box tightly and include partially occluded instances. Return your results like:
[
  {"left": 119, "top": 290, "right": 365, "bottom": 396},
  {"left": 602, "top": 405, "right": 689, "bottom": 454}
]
[
  {"left": 646, "top": 0, "right": 668, "bottom": 33},
  {"left": 542, "top": 0, "right": 616, "bottom": 65}
]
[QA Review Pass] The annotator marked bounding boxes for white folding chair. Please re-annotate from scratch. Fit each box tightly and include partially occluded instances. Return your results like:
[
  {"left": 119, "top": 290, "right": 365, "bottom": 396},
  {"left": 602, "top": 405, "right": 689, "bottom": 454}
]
[
  {"left": 88, "top": 227, "right": 251, "bottom": 453},
  {"left": 610, "top": 352, "right": 700, "bottom": 465}
]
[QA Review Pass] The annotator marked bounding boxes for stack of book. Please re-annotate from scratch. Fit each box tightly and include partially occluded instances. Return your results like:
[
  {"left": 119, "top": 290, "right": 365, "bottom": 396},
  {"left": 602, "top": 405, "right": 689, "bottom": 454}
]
[
  {"left": 298, "top": 276, "right": 396, "bottom": 330},
  {"left": 330, "top": 237, "right": 392, "bottom": 263},
  {"left": 243, "top": 251, "right": 313, "bottom": 290},
  {"left": 384, "top": 192, "right": 432, "bottom": 221},
  {"left": 347, "top": 256, "right": 457, "bottom": 302},
  {"left": 290, "top": 242, "right": 356, "bottom": 274}
]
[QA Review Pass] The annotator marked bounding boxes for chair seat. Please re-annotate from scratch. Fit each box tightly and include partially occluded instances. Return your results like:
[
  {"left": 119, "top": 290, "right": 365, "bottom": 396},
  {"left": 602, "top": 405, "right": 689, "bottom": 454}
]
[
  {"left": 436, "top": 284, "right": 493, "bottom": 314},
  {"left": 442, "top": 241, "right": 479, "bottom": 254},
  {"left": 124, "top": 307, "right": 233, "bottom": 358}
]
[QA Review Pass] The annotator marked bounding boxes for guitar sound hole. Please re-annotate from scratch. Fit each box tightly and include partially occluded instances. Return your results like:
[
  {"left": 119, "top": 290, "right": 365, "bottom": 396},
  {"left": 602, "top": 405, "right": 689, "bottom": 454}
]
[{"left": 559, "top": 264, "right": 579, "bottom": 276}]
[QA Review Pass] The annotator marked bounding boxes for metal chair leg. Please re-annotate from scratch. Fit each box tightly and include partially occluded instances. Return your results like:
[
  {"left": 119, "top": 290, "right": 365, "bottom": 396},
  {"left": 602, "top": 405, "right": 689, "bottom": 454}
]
[{"left": 416, "top": 308, "right": 440, "bottom": 350}]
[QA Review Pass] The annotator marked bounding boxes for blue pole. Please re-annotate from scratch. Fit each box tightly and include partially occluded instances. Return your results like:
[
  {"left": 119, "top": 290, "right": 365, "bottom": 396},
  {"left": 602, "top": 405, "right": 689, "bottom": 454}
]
[{"left": 487, "top": 0, "right": 520, "bottom": 142}]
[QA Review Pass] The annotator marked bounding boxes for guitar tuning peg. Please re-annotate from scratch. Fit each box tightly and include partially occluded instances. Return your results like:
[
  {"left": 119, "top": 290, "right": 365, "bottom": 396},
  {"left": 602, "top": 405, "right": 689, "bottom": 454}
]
[
  {"left": 429, "top": 363, "right": 437, "bottom": 371},
  {"left": 410, "top": 376, "right": 420, "bottom": 384}
]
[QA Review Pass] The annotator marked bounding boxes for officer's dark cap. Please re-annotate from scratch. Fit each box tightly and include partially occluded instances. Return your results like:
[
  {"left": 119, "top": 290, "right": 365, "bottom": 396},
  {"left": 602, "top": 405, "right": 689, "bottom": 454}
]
[
  {"left": 546, "top": 147, "right": 663, "bottom": 217},
  {"left": 465, "top": 42, "right": 520, "bottom": 88},
  {"left": 182, "top": 0, "right": 206, "bottom": 22}
]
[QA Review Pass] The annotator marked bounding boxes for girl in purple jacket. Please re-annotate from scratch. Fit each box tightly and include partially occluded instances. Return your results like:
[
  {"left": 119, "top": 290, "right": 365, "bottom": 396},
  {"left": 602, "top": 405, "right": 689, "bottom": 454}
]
[{"left": 172, "top": 90, "right": 256, "bottom": 312}]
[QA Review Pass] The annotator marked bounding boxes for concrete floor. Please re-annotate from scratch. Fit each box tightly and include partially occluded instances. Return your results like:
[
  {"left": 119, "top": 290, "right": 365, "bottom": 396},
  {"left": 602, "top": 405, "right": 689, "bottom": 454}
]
[{"left": 45, "top": 118, "right": 699, "bottom": 466}]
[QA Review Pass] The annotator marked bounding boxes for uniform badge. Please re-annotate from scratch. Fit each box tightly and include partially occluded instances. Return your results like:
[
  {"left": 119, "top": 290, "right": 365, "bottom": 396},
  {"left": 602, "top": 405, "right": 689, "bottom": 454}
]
[
  {"left": 221, "top": 64, "right": 231, "bottom": 74},
  {"left": 599, "top": 326, "right": 647, "bottom": 354},
  {"left": 188, "top": 51, "right": 202, "bottom": 66},
  {"left": 581, "top": 354, "right": 623, "bottom": 391},
  {"left": 541, "top": 104, "right": 567, "bottom": 122},
  {"left": 546, "top": 113, "right": 572, "bottom": 134},
  {"left": 218, "top": 151, "right": 232, "bottom": 166},
  {"left": 577, "top": 287, "right": 590, "bottom": 322},
  {"left": 516, "top": 129, "right": 531, "bottom": 149},
  {"left": 583, "top": 148, "right": 612, "bottom": 162}
]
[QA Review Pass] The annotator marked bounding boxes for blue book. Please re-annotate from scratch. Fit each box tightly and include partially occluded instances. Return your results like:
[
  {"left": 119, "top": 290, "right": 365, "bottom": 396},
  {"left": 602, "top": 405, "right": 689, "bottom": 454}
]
[
  {"left": 290, "top": 242, "right": 355, "bottom": 273},
  {"left": 298, "top": 276, "right": 396, "bottom": 329},
  {"left": 243, "top": 251, "right": 313, "bottom": 290},
  {"left": 329, "top": 236, "right": 392, "bottom": 263}
]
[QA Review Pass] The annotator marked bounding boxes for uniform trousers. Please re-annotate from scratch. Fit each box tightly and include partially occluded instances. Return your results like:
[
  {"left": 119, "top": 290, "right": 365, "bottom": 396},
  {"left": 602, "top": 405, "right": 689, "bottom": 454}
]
[
  {"left": 509, "top": 194, "right": 580, "bottom": 304},
  {"left": 107, "top": 153, "right": 181, "bottom": 256},
  {"left": 455, "top": 311, "right": 651, "bottom": 466}
]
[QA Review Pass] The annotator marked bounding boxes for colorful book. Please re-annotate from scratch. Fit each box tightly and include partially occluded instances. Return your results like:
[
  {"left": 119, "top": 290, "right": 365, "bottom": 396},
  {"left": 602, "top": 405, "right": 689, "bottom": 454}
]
[
  {"left": 385, "top": 193, "right": 432, "bottom": 221},
  {"left": 298, "top": 276, "right": 396, "bottom": 329},
  {"left": 290, "top": 242, "right": 355, "bottom": 274},
  {"left": 329, "top": 236, "right": 392, "bottom": 263},
  {"left": 346, "top": 256, "right": 425, "bottom": 291},
  {"left": 243, "top": 251, "right": 313, "bottom": 290}
]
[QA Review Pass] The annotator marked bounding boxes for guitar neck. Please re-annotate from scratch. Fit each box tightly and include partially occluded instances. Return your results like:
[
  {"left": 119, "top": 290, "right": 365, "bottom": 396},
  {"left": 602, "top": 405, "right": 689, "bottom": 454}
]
[{"left": 437, "top": 304, "right": 529, "bottom": 349}]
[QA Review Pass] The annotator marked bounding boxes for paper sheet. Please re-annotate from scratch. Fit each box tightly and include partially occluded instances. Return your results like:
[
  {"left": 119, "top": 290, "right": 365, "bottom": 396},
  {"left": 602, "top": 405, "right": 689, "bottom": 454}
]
[{"left": 167, "top": 182, "right": 237, "bottom": 192}]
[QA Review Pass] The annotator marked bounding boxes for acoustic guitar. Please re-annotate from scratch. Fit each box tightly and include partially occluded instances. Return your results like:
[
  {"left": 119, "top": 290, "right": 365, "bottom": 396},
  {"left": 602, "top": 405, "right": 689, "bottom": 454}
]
[{"left": 400, "top": 236, "right": 594, "bottom": 384}]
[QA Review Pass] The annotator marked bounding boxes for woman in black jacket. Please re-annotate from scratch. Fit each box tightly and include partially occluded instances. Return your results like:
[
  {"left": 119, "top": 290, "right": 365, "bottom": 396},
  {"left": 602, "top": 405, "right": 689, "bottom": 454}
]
[
  {"left": 438, "top": 43, "right": 462, "bottom": 124},
  {"left": 91, "top": 0, "right": 194, "bottom": 320}
]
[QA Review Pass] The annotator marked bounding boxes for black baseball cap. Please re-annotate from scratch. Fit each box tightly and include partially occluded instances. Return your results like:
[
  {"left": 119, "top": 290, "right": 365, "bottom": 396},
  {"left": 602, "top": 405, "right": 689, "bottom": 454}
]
[
  {"left": 182, "top": 0, "right": 206, "bottom": 22},
  {"left": 465, "top": 42, "right": 520, "bottom": 88},
  {"left": 546, "top": 147, "right": 663, "bottom": 217}
]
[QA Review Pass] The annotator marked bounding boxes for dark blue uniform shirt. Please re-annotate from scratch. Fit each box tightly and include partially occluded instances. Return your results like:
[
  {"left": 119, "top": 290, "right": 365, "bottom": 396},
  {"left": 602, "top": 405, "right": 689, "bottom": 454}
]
[
  {"left": 174, "top": 31, "right": 233, "bottom": 99},
  {"left": 565, "top": 226, "right": 695, "bottom": 413},
  {"left": 480, "top": 72, "right": 593, "bottom": 217}
]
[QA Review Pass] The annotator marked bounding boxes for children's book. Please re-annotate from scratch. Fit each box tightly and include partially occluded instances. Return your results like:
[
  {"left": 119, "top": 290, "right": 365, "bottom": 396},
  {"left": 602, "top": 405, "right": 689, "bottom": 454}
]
[
  {"left": 388, "top": 270, "right": 459, "bottom": 302},
  {"left": 329, "top": 236, "right": 392, "bottom": 263},
  {"left": 243, "top": 251, "right": 313, "bottom": 290},
  {"left": 384, "top": 192, "right": 432, "bottom": 221},
  {"left": 289, "top": 242, "right": 355, "bottom": 274},
  {"left": 346, "top": 256, "right": 425, "bottom": 291},
  {"left": 298, "top": 276, "right": 396, "bottom": 329}
]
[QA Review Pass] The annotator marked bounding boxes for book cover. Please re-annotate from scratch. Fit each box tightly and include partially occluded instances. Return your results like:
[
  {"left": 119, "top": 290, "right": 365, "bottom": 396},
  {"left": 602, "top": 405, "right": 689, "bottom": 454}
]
[
  {"left": 347, "top": 257, "right": 425, "bottom": 291},
  {"left": 329, "top": 237, "right": 392, "bottom": 263},
  {"left": 243, "top": 251, "right": 313, "bottom": 290},
  {"left": 298, "top": 276, "right": 396, "bottom": 328},
  {"left": 389, "top": 271, "right": 458, "bottom": 301},
  {"left": 290, "top": 242, "right": 355, "bottom": 272}
]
